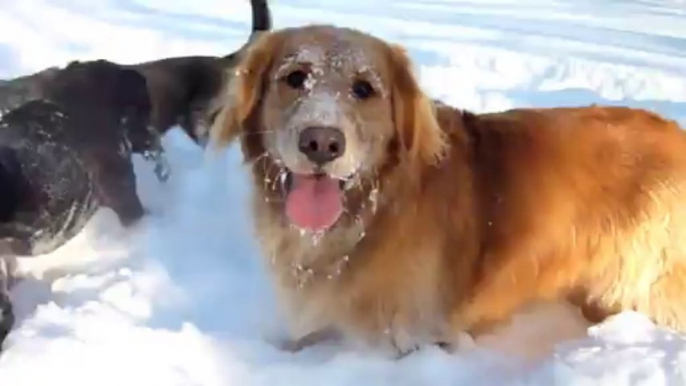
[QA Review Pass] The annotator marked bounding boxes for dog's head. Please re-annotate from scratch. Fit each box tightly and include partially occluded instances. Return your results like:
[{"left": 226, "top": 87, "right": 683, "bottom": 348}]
[
  {"left": 44, "top": 60, "right": 157, "bottom": 151},
  {"left": 211, "top": 25, "right": 446, "bottom": 235}
]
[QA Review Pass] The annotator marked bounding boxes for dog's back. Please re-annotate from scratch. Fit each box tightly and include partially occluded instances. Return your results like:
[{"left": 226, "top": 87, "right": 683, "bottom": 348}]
[{"left": 435, "top": 104, "right": 686, "bottom": 337}]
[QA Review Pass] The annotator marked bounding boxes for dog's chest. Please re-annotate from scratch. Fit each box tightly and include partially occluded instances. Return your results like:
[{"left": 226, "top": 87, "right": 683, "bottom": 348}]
[{"left": 272, "top": 234, "right": 449, "bottom": 353}]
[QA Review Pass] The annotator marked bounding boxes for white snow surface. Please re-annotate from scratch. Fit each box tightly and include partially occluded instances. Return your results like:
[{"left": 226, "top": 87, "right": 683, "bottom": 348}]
[{"left": 1, "top": 0, "right": 686, "bottom": 385}]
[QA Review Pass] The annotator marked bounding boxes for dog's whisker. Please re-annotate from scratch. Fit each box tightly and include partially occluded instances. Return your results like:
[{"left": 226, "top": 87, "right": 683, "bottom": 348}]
[
  {"left": 263, "top": 160, "right": 275, "bottom": 182},
  {"left": 257, "top": 154, "right": 274, "bottom": 169},
  {"left": 278, "top": 170, "right": 289, "bottom": 191},
  {"left": 249, "top": 151, "right": 290, "bottom": 195},
  {"left": 239, "top": 129, "right": 279, "bottom": 136},
  {"left": 264, "top": 196, "right": 287, "bottom": 204},
  {"left": 255, "top": 155, "right": 282, "bottom": 190},
  {"left": 264, "top": 169, "right": 278, "bottom": 190},
  {"left": 251, "top": 152, "right": 269, "bottom": 164},
  {"left": 271, "top": 167, "right": 287, "bottom": 192}
]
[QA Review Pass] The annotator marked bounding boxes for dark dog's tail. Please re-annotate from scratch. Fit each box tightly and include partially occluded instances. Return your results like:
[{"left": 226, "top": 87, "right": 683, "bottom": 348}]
[
  {"left": 220, "top": 0, "right": 271, "bottom": 61},
  {"left": 250, "top": 0, "right": 272, "bottom": 38}
]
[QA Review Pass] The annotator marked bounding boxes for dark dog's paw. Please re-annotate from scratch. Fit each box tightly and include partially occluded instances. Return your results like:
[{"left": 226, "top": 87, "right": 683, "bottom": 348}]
[
  {"left": 154, "top": 162, "right": 170, "bottom": 182},
  {"left": 143, "top": 150, "right": 171, "bottom": 182}
]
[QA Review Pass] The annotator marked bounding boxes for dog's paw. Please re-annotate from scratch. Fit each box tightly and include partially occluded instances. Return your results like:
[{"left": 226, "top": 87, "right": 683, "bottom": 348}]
[
  {"left": 142, "top": 149, "right": 171, "bottom": 182},
  {"left": 275, "top": 338, "right": 307, "bottom": 353},
  {"left": 153, "top": 153, "right": 171, "bottom": 182},
  {"left": 154, "top": 161, "right": 171, "bottom": 182},
  {"left": 394, "top": 344, "right": 421, "bottom": 360},
  {"left": 455, "top": 330, "right": 477, "bottom": 350},
  {"left": 434, "top": 331, "right": 477, "bottom": 354},
  {"left": 274, "top": 328, "right": 341, "bottom": 353}
]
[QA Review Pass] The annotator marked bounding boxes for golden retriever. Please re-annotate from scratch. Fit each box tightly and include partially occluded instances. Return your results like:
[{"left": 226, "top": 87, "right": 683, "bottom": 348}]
[{"left": 209, "top": 24, "right": 686, "bottom": 357}]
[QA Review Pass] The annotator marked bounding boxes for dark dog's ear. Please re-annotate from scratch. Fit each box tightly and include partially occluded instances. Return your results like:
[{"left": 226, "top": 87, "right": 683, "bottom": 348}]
[
  {"left": 209, "top": 31, "right": 282, "bottom": 151},
  {"left": 112, "top": 68, "right": 160, "bottom": 156},
  {"left": 45, "top": 61, "right": 148, "bottom": 111},
  {"left": 113, "top": 68, "right": 151, "bottom": 112}
]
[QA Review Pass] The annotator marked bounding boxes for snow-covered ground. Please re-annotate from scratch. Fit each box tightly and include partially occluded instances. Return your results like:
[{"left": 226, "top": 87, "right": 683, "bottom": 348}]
[{"left": 0, "top": 0, "right": 685, "bottom": 385}]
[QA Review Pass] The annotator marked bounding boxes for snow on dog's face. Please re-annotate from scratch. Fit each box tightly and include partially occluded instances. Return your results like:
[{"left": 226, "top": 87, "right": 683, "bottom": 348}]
[{"left": 211, "top": 25, "right": 445, "bottom": 237}]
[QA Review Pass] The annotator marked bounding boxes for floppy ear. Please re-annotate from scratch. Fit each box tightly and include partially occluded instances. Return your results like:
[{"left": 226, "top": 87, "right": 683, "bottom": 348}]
[
  {"left": 387, "top": 44, "right": 447, "bottom": 167},
  {"left": 209, "top": 31, "right": 282, "bottom": 151},
  {"left": 113, "top": 68, "right": 150, "bottom": 109}
]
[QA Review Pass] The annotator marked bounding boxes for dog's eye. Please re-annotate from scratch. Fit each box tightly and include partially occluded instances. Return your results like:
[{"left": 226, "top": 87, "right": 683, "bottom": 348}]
[
  {"left": 285, "top": 70, "right": 308, "bottom": 89},
  {"left": 352, "top": 79, "right": 375, "bottom": 100}
]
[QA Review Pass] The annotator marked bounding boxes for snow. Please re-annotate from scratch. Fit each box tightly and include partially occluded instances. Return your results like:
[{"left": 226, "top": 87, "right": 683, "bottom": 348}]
[{"left": 0, "top": 0, "right": 685, "bottom": 385}]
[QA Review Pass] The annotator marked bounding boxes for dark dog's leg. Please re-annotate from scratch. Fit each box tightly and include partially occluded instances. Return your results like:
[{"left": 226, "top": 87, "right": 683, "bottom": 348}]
[
  {"left": 142, "top": 139, "right": 171, "bottom": 183},
  {"left": 150, "top": 151, "right": 171, "bottom": 183},
  {"left": 126, "top": 123, "right": 170, "bottom": 183},
  {"left": 92, "top": 152, "right": 145, "bottom": 227}
]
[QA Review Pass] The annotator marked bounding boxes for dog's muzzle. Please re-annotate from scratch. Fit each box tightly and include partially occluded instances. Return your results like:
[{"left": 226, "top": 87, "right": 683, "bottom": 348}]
[{"left": 298, "top": 126, "right": 346, "bottom": 167}]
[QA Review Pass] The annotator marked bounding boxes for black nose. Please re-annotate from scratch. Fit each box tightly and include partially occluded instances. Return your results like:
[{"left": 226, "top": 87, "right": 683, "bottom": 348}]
[{"left": 298, "top": 126, "right": 346, "bottom": 165}]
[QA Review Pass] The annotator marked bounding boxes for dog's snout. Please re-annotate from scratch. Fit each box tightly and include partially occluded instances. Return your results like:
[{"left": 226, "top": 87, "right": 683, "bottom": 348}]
[{"left": 298, "top": 126, "right": 346, "bottom": 165}]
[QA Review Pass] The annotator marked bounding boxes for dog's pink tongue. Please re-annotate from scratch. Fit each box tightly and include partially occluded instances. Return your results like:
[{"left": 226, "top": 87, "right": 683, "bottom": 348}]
[{"left": 285, "top": 174, "right": 343, "bottom": 231}]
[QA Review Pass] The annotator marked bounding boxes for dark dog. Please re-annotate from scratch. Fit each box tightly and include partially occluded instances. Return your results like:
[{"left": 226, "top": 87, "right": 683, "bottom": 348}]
[
  {"left": 0, "top": 60, "right": 171, "bottom": 181},
  {"left": 0, "top": 61, "right": 155, "bottom": 348},
  {"left": 0, "top": 62, "right": 170, "bottom": 181},
  {"left": 0, "top": 0, "right": 272, "bottom": 147},
  {"left": 125, "top": 0, "right": 272, "bottom": 145},
  {"left": 0, "top": 60, "right": 152, "bottom": 251}
]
